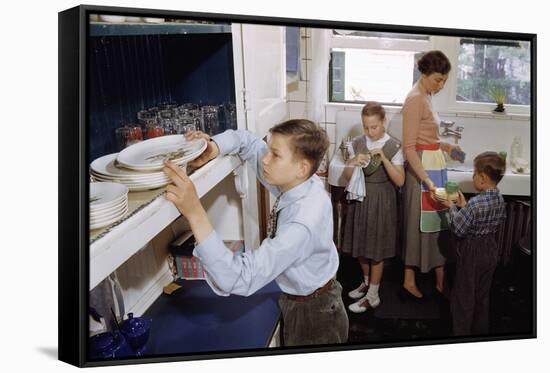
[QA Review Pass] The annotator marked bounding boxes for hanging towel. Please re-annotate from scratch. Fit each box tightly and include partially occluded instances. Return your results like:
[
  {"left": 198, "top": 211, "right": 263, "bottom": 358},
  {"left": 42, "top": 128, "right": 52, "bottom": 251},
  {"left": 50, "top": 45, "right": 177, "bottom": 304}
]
[{"left": 346, "top": 166, "right": 366, "bottom": 202}]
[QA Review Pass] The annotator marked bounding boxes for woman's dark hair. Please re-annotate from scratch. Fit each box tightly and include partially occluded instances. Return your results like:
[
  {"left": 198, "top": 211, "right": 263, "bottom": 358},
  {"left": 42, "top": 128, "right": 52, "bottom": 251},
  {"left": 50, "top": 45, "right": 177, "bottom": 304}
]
[
  {"left": 474, "top": 151, "right": 506, "bottom": 184},
  {"left": 361, "top": 101, "right": 386, "bottom": 121},
  {"left": 270, "top": 119, "right": 329, "bottom": 177},
  {"left": 417, "top": 50, "right": 452, "bottom": 75}
]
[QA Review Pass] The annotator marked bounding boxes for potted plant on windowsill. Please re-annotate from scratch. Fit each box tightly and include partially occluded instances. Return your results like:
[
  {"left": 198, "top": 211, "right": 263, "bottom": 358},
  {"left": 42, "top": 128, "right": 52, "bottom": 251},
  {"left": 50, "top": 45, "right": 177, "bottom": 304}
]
[{"left": 488, "top": 83, "right": 507, "bottom": 113}]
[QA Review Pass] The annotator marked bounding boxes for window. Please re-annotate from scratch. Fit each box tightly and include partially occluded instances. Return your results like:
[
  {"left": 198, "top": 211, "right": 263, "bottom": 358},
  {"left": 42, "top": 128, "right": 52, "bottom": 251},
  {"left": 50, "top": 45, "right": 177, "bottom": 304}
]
[
  {"left": 328, "top": 31, "right": 531, "bottom": 115},
  {"left": 456, "top": 38, "right": 530, "bottom": 106},
  {"left": 330, "top": 31, "right": 430, "bottom": 105}
]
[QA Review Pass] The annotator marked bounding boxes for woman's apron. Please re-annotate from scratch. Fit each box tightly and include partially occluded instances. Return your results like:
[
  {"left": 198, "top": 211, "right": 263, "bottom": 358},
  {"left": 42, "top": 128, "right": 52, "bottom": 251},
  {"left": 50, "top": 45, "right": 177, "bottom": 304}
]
[{"left": 417, "top": 143, "right": 449, "bottom": 233}]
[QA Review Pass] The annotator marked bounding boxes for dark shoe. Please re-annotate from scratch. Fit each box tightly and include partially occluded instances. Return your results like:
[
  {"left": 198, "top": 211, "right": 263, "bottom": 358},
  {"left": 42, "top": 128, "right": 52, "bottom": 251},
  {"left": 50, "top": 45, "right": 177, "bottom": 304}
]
[
  {"left": 432, "top": 288, "right": 450, "bottom": 303},
  {"left": 398, "top": 287, "right": 426, "bottom": 303}
]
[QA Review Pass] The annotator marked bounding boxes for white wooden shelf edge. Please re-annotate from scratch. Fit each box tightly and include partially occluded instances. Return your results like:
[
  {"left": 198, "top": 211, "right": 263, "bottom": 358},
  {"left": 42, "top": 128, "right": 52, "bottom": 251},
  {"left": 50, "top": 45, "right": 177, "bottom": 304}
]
[{"left": 89, "top": 154, "right": 243, "bottom": 290}]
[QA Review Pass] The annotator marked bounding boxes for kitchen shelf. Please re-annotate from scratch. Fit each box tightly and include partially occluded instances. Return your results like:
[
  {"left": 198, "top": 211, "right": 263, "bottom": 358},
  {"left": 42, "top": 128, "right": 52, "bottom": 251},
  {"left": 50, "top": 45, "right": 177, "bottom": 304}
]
[
  {"left": 89, "top": 22, "right": 232, "bottom": 37},
  {"left": 89, "top": 154, "right": 243, "bottom": 290}
]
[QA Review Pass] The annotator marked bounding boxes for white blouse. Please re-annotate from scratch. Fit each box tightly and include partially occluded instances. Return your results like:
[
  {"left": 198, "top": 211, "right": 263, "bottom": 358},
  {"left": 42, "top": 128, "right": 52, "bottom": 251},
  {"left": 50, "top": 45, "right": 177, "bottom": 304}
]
[{"left": 365, "top": 133, "right": 405, "bottom": 166}]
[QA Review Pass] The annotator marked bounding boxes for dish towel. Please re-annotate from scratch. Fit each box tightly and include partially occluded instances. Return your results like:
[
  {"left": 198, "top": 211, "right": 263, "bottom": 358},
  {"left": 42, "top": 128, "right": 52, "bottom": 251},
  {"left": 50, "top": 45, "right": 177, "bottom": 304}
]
[{"left": 346, "top": 166, "right": 366, "bottom": 202}]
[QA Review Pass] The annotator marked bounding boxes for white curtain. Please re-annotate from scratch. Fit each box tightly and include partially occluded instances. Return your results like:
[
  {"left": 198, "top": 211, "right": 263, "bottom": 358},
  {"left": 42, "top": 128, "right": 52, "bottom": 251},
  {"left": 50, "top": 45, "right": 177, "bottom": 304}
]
[{"left": 308, "top": 28, "right": 332, "bottom": 125}]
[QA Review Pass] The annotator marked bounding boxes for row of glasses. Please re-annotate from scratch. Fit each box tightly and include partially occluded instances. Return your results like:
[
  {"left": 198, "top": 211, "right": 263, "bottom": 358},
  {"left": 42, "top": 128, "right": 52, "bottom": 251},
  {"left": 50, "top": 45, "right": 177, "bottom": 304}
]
[{"left": 115, "top": 102, "right": 236, "bottom": 151}]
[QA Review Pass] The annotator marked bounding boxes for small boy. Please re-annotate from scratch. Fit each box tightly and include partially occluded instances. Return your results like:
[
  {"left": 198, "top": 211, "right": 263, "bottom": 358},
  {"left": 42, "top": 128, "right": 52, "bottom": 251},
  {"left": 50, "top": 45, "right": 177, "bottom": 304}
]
[
  {"left": 441, "top": 151, "right": 507, "bottom": 336},
  {"left": 163, "top": 120, "right": 349, "bottom": 346}
]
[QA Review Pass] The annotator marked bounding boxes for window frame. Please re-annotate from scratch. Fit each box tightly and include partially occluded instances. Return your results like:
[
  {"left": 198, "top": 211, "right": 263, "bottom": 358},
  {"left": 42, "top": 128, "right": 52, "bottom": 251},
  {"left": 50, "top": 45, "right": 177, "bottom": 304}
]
[
  {"left": 329, "top": 33, "right": 430, "bottom": 106},
  {"left": 329, "top": 33, "right": 531, "bottom": 117}
]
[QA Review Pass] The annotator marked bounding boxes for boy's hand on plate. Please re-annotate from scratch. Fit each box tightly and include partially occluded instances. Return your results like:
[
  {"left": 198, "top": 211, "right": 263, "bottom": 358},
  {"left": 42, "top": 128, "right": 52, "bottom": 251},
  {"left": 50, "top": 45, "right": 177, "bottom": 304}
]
[{"left": 185, "top": 131, "right": 220, "bottom": 168}]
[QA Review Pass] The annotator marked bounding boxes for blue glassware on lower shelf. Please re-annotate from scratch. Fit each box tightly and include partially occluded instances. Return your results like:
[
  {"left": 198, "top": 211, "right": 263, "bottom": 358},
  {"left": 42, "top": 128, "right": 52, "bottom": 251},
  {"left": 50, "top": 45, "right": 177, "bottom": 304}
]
[
  {"left": 89, "top": 330, "right": 134, "bottom": 359},
  {"left": 119, "top": 312, "right": 152, "bottom": 355}
]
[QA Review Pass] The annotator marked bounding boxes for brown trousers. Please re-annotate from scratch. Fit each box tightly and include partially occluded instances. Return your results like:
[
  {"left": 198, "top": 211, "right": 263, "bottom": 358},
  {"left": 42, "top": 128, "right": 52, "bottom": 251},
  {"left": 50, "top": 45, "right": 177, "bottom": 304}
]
[{"left": 278, "top": 280, "right": 349, "bottom": 346}]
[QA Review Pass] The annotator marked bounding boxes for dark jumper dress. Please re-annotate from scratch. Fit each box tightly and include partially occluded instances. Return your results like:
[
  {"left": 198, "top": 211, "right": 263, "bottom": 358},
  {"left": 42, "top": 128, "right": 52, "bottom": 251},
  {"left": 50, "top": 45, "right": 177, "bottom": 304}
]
[{"left": 341, "top": 135, "right": 401, "bottom": 261}]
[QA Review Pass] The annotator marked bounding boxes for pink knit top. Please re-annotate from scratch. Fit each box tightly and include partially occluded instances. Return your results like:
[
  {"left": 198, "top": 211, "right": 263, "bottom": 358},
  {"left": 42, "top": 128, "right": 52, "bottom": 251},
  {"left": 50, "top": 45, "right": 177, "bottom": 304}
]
[{"left": 402, "top": 83, "right": 450, "bottom": 181}]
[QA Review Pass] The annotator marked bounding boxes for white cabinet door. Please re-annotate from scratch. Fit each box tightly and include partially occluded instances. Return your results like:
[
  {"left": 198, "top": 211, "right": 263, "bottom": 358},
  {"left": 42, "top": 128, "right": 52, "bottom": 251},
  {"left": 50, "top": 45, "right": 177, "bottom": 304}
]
[
  {"left": 234, "top": 23, "right": 288, "bottom": 138},
  {"left": 230, "top": 24, "right": 288, "bottom": 253}
]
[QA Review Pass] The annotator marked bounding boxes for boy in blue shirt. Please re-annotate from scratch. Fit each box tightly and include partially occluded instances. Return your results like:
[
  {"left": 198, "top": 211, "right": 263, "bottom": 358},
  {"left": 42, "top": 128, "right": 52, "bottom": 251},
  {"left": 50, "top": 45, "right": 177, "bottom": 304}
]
[
  {"left": 163, "top": 119, "right": 348, "bottom": 346},
  {"left": 442, "top": 151, "right": 507, "bottom": 336}
]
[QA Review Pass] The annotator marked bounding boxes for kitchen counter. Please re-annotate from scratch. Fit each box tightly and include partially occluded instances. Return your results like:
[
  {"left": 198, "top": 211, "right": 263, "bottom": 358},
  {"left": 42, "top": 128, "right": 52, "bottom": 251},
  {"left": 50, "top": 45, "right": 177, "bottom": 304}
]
[{"left": 328, "top": 153, "right": 531, "bottom": 196}]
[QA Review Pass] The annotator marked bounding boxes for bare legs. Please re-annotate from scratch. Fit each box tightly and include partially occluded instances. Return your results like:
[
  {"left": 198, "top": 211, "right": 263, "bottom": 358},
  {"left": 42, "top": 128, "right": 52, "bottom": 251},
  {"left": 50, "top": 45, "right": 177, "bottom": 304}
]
[
  {"left": 403, "top": 266, "right": 423, "bottom": 298},
  {"left": 403, "top": 265, "right": 445, "bottom": 298},
  {"left": 358, "top": 256, "right": 370, "bottom": 281},
  {"left": 370, "top": 260, "right": 384, "bottom": 285},
  {"left": 359, "top": 257, "right": 384, "bottom": 285},
  {"left": 435, "top": 265, "right": 445, "bottom": 293}
]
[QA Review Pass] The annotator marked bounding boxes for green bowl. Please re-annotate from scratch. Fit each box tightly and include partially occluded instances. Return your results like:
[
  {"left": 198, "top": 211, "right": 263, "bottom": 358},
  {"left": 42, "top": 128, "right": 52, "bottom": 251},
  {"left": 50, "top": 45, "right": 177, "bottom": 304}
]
[{"left": 364, "top": 154, "right": 382, "bottom": 175}]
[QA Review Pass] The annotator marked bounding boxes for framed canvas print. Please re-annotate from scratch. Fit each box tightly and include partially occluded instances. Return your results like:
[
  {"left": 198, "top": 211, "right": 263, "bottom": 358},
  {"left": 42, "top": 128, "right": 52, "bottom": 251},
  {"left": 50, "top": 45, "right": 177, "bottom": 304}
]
[{"left": 58, "top": 4, "right": 536, "bottom": 367}]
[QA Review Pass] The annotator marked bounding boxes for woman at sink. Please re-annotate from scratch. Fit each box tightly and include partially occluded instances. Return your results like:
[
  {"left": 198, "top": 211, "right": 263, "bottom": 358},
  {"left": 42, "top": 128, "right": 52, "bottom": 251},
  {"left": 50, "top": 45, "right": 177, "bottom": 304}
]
[{"left": 401, "top": 50, "right": 464, "bottom": 299}]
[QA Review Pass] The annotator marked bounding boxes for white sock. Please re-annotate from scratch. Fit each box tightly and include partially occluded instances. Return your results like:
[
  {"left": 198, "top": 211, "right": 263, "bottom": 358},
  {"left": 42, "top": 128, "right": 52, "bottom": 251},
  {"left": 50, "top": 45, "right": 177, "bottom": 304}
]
[
  {"left": 363, "top": 276, "right": 369, "bottom": 286},
  {"left": 366, "top": 283, "right": 380, "bottom": 301}
]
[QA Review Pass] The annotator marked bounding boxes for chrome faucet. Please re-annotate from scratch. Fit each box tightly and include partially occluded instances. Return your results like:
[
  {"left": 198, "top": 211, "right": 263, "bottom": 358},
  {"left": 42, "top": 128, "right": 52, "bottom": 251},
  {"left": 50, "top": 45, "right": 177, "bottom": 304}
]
[{"left": 439, "top": 121, "right": 464, "bottom": 144}]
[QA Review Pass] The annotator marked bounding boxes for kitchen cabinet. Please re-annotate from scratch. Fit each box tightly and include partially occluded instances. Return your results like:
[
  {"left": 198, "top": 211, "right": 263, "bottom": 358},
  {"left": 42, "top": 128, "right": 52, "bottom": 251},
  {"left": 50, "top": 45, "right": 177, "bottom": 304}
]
[{"left": 88, "top": 21, "right": 287, "bottom": 340}]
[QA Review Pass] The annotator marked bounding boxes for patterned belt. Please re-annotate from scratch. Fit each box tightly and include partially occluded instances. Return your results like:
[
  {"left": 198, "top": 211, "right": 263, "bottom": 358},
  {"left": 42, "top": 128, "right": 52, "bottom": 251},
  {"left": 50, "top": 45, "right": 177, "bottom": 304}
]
[
  {"left": 416, "top": 143, "right": 440, "bottom": 151},
  {"left": 284, "top": 279, "right": 335, "bottom": 302}
]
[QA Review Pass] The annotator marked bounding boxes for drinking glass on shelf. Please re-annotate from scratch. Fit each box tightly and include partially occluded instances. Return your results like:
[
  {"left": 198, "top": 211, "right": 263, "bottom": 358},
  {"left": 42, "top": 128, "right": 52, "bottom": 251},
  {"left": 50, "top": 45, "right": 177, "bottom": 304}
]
[
  {"left": 145, "top": 124, "right": 164, "bottom": 139},
  {"left": 128, "top": 125, "right": 143, "bottom": 145},
  {"left": 115, "top": 127, "right": 131, "bottom": 151},
  {"left": 175, "top": 116, "right": 197, "bottom": 134},
  {"left": 191, "top": 112, "right": 203, "bottom": 133},
  {"left": 115, "top": 125, "right": 143, "bottom": 151},
  {"left": 147, "top": 107, "right": 160, "bottom": 121},
  {"left": 160, "top": 117, "right": 176, "bottom": 135},
  {"left": 137, "top": 110, "right": 158, "bottom": 131},
  {"left": 224, "top": 103, "right": 237, "bottom": 130},
  {"left": 201, "top": 105, "right": 220, "bottom": 136}
]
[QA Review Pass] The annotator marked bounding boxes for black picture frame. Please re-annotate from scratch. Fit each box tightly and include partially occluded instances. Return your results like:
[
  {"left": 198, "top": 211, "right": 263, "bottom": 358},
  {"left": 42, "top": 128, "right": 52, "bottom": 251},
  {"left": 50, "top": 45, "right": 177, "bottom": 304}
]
[{"left": 59, "top": 4, "right": 536, "bottom": 368}]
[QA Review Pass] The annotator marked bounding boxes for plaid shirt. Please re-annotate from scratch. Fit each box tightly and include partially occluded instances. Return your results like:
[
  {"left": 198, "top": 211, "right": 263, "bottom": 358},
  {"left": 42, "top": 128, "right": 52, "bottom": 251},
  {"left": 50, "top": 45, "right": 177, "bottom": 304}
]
[{"left": 449, "top": 189, "right": 507, "bottom": 238}]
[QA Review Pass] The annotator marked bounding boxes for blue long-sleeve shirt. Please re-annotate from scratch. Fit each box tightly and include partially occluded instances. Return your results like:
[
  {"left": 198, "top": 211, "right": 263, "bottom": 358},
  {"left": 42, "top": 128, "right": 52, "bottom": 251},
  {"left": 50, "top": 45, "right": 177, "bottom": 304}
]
[
  {"left": 193, "top": 129, "right": 339, "bottom": 296},
  {"left": 448, "top": 188, "right": 507, "bottom": 238}
]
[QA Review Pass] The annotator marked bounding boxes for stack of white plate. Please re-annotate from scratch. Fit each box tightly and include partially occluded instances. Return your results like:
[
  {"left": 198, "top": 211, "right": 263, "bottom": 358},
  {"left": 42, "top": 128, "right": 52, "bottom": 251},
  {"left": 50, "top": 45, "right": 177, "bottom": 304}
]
[
  {"left": 90, "top": 182, "right": 129, "bottom": 230},
  {"left": 90, "top": 136, "right": 207, "bottom": 191},
  {"left": 91, "top": 153, "right": 172, "bottom": 191}
]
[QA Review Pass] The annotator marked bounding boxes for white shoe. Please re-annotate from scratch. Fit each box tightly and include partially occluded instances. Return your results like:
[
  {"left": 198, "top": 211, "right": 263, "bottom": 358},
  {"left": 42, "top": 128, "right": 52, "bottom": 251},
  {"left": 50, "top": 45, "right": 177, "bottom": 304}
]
[
  {"left": 348, "top": 282, "right": 368, "bottom": 299},
  {"left": 348, "top": 295, "right": 380, "bottom": 313}
]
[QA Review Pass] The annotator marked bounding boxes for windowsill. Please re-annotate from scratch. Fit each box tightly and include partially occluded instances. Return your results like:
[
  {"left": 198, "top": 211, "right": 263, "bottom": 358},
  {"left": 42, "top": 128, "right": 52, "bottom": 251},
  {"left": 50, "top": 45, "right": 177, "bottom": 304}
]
[{"left": 324, "top": 102, "right": 530, "bottom": 121}]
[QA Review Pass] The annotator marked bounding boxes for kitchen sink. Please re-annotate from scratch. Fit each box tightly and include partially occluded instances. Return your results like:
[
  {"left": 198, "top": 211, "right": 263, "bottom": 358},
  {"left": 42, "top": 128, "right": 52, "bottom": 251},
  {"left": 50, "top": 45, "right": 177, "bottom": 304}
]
[{"left": 445, "top": 161, "right": 530, "bottom": 196}]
